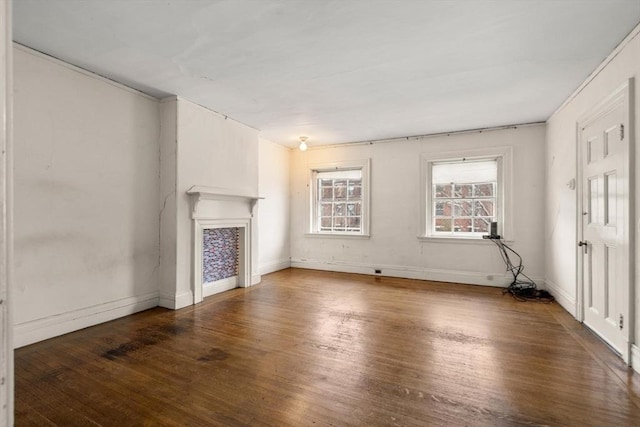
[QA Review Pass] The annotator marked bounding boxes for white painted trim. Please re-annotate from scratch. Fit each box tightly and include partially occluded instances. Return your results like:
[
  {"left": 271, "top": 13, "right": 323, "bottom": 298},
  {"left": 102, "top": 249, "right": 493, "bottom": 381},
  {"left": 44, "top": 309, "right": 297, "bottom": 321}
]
[
  {"left": 175, "top": 291, "right": 195, "bottom": 309},
  {"left": 550, "top": 22, "right": 640, "bottom": 119},
  {"left": 260, "top": 259, "right": 291, "bottom": 275},
  {"left": 158, "top": 292, "right": 176, "bottom": 309},
  {"left": 0, "top": 0, "right": 12, "bottom": 423},
  {"left": 13, "top": 292, "right": 159, "bottom": 348},
  {"left": 631, "top": 344, "right": 640, "bottom": 374},
  {"left": 187, "top": 185, "right": 263, "bottom": 218},
  {"left": 159, "top": 290, "right": 194, "bottom": 310},
  {"left": 544, "top": 279, "right": 577, "bottom": 317},
  {"left": 203, "top": 276, "right": 237, "bottom": 298},
  {"left": 290, "top": 258, "right": 544, "bottom": 288},
  {"left": 193, "top": 219, "right": 252, "bottom": 304},
  {"left": 251, "top": 274, "right": 262, "bottom": 285},
  {"left": 13, "top": 43, "right": 159, "bottom": 102}
]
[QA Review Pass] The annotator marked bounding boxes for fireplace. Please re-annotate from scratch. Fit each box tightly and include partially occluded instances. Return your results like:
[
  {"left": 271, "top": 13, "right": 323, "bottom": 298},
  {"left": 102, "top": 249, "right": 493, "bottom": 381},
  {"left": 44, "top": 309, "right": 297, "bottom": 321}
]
[{"left": 187, "top": 186, "right": 262, "bottom": 304}]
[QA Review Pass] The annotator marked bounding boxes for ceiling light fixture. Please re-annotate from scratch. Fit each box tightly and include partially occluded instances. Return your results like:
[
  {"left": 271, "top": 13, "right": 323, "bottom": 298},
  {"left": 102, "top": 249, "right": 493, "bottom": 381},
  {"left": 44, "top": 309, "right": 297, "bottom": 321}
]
[{"left": 298, "top": 136, "right": 308, "bottom": 151}]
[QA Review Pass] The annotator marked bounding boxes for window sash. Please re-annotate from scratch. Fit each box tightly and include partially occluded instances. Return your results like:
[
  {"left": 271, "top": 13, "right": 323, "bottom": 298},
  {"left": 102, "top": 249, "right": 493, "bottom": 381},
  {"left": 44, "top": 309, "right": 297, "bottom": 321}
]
[
  {"left": 316, "top": 176, "right": 363, "bottom": 233},
  {"left": 309, "top": 159, "right": 370, "bottom": 237},
  {"left": 429, "top": 158, "right": 501, "bottom": 237}
]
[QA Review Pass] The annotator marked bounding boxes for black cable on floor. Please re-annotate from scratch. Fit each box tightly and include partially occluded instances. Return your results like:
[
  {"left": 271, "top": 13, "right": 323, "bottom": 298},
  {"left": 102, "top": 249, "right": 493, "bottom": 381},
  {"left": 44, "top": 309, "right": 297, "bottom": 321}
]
[{"left": 487, "top": 237, "right": 555, "bottom": 303}]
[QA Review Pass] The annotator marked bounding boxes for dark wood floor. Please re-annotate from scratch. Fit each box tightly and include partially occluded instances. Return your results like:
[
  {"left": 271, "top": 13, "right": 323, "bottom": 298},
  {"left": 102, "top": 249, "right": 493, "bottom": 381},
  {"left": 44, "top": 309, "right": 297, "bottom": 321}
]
[{"left": 14, "top": 268, "right": 640, "bottom": 426}]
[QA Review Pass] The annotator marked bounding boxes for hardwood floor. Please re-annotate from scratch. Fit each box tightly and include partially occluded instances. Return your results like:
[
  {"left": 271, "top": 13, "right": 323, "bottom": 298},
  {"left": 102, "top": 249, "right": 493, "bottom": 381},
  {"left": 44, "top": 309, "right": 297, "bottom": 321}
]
[{"left": 15, "top": 268, "right": 640, "bottom": 426}]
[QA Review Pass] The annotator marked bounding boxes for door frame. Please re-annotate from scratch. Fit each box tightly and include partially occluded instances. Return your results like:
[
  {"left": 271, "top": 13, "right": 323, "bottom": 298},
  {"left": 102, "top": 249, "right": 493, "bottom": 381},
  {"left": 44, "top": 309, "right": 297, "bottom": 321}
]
[
  {"left": 0, "top": 0, "right": 13, "bottom": 423},
  {"left": 576, "top": 79, "right": 634, "bottom": 363}
]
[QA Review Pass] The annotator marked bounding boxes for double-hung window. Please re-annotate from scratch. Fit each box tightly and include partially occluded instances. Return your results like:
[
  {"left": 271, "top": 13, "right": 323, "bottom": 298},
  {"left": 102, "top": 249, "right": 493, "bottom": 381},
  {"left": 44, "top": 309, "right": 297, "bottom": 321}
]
[
  {"left": 309, "top": 159, "right": 370, "bottom": 236},
  {"left": 421, "top": 148, "right": 511, "bottom": 240},
  {"left": 432, "top": 160, "right": 497, "bottom": 235}
]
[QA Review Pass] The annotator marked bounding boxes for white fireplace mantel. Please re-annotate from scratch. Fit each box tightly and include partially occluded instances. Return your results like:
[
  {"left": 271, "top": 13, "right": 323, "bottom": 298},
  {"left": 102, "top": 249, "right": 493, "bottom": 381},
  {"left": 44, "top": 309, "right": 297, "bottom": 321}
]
[
  {"left": 186, "top": 185, "right": 264, "bottom": 217},
  {"left": 187, "top": 185, "right": 263, "bottom": 304}
]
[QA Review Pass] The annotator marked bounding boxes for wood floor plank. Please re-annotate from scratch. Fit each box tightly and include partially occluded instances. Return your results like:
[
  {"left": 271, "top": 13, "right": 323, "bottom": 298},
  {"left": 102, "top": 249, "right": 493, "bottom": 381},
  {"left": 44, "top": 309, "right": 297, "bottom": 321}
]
[{"left": 15, "top": 268, "right": 640, "bottom": 426}]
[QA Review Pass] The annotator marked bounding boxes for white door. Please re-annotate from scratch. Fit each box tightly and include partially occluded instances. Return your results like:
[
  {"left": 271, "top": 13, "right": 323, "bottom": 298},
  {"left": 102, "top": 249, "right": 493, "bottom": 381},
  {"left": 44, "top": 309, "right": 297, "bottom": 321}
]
[{"left": 579, "top": 81, "right": 632, "bottom": 362}]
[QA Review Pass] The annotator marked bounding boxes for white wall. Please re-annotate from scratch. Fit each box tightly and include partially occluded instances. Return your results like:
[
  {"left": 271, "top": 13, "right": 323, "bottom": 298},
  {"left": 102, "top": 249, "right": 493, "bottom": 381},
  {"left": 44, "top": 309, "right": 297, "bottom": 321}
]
[
  {"left": 159, "top": 98, "right": 177, "bottom": 308},
  {"left": 258, "top": 138, "right": 291, "bottom": 274},
  {"left": 13, "top": 46, "right": 161, "bottom": 346},
  {"left": 290, "top": 125, "right": 546, "bottom": 286},
  {"left": 169, "top": 97, "right": 260, "bottom": 308},
  {"left": 545, "top": 26, "right": 640, "bottom": 334}
]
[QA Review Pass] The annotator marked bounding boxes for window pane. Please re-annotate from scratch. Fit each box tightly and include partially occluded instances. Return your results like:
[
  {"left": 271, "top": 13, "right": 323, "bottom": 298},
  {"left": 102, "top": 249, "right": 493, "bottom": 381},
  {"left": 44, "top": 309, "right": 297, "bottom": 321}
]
[
  {"left": 454, "top": 200, "right": 473, "bottom": 216},
  {"left": 453, "top": 218, "right": 472, "bottom": 233},
  {"left": 334, "top": 185, "right": 347, "bottom": 200},
  {"left": 348, "top": 184, "right": 362, "bottom": 199},
  {"left": 435, "top": 200, "right": 451, "bottom": 217},
  {"left": 321, "top": 187, "right": 333, "bottom": 201},
  {"left": 347, "top": 217, "right": 361, "bottom": 228},
  {"left": 454, "top": 184, "right": 473, "bottom": 198},
  {"left": 321, "top": 203, "right": 332, "bottom": 216},
  {"left": 435, "top": 218, "right": 452, "bottom": 232},
  {"left": 474, "top": 218, "right": 491, "bottom": 233},
  {"left": 334, "top": 217, "right": 346, "bottom": 228},
  {"left": 435, "top": 184, "right": 452, "bottom": 198},
  {"left": 473, "top": 183, "right": 494, "bottom": 197},
  {"left": 475, "top": 200, "right": 494, "bottom": 216},
  {"left": 334, "top": 203, "right": 346, "bottom": 216},
  {"left": 346, "top": 202, "right": 359, "bottom": 216},
  {"left": 321, "top": 217, "right": 332, "bottom": 228}
]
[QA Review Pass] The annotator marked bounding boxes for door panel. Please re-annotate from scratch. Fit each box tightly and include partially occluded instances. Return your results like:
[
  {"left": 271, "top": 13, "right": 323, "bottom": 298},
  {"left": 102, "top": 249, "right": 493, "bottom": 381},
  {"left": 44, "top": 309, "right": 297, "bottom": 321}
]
[{"left": 580, "top": 87, "right": 629, "bottom": 361}]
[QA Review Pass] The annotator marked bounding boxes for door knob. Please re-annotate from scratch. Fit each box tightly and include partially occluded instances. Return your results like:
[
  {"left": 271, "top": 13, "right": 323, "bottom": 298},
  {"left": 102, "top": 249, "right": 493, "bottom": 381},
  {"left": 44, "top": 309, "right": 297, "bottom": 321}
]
[{"left": 578, "top": 240, "right": 588, "bottom": 254}]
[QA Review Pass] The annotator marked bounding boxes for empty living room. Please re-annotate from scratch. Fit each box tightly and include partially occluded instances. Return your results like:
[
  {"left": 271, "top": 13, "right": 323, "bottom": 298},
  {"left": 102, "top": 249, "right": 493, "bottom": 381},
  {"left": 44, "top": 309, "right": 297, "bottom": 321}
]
[{"left": 2, "top": 1, "right": 640, "bottom": 425}]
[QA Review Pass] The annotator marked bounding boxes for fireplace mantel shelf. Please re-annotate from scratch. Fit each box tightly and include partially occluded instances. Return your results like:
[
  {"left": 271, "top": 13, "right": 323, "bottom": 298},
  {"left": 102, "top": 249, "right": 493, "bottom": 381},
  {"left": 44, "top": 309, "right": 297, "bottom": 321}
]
[{"left": 187, "top": 186, "right": 264, "bottom": 216}]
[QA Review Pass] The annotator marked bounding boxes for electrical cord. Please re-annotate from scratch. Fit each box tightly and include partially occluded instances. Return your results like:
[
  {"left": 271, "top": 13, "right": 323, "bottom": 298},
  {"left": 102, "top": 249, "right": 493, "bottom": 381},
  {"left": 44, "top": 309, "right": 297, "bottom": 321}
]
[{"left": 487, "top": 237, "right": 554, "bottom": 303}]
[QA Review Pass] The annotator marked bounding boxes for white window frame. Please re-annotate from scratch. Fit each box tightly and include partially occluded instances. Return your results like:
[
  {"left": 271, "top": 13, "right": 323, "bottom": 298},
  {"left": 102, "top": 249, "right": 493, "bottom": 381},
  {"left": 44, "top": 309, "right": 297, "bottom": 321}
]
[
  {"left": 307, "top": 159, "right": 371, "bottom": 238},
  {"left": 419, "top": 147, "right": 512, "bottom": 242}
]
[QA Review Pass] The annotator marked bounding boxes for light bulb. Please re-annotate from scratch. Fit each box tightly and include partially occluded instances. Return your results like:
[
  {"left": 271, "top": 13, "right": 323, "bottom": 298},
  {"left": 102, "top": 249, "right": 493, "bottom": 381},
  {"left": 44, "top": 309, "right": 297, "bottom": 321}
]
[{"left": 298, "top": 136, "right": 309, "bottom": 151}]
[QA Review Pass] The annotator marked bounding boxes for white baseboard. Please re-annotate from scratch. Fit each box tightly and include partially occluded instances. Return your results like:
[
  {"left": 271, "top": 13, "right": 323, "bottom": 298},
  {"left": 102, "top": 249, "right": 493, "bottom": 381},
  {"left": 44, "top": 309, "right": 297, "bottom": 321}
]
[
  {"left": 14, "top": 291, "right": 159, "bottom": 348},
  {"left": 203, "top": 276, "right": 237, "bottom": 297},
  {"left": 290, "top": 258, "right": 544, "bottom": 288},
  {"left": 174, "top": 291, "right": 194, "bottom": 309},
  {"left": 631, "top": 345, "right": 640, "bottom": 373},
  {"left": 544, "top": 279, "right": 576, "bottom": 317},
  {"left": 251, "top": 274, "right": 262, "bottom": 286},
  {"left": 158, "top": 292, "right": 175, "bottom": 309},
  {"left": 260, "top": 258, "right": 291, "bottom": 275},
  {"left": 159, "top": 290, "right": 193, "bottom": 310}
]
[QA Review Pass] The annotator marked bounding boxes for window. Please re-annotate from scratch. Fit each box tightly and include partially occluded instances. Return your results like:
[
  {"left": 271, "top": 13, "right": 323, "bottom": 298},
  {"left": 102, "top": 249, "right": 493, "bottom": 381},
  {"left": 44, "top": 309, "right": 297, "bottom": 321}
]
[
  {"left": 420, "top": 147, "right": 511, "bottom": 240},
  {"left": 309, "top": 159, "right": 370, "bottom": 236},
  {"left": 432, "top": 160, "right": 497, "bottom": 235}
]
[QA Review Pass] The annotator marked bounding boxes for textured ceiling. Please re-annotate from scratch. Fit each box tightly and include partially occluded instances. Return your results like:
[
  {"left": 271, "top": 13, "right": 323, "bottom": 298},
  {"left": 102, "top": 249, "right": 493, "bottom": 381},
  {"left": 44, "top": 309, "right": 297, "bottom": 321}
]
[{"left": 12, "top": 0, "right": 640, "bottom": 148}]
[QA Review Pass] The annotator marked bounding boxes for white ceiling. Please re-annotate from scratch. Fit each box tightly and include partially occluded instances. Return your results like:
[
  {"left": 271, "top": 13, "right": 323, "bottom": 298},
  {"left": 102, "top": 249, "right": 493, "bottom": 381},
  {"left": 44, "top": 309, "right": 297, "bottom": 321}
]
[{"left": 12, "top": 0, "right": 640, "bottom": 148}]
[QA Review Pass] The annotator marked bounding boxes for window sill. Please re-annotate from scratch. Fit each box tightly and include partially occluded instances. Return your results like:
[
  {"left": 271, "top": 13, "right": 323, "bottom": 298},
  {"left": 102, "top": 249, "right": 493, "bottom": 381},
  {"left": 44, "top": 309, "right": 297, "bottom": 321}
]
[
  {"left": 417, "top": 236, "right": 513, "bottom": 244},
  {"left": 305, "top": 233, "right": 371, "bottom": 239}
]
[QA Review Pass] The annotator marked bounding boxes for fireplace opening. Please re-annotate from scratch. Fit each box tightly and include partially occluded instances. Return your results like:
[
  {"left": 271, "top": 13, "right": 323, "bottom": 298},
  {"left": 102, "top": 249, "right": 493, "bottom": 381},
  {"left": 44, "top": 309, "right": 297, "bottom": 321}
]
[{"left": 202, "top": 227, "right": 240, "bottom": 297}]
